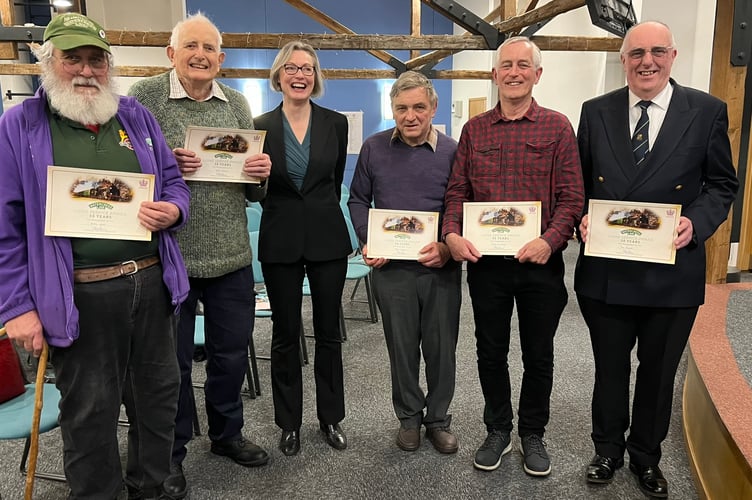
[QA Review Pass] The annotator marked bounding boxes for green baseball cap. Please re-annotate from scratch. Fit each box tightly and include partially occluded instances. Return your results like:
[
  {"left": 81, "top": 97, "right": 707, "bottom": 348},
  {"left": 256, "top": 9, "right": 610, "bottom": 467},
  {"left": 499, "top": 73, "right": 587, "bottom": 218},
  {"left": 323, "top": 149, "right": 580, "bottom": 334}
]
[{"left": 43, "top": 13, "right": 110, "bottom": 53}]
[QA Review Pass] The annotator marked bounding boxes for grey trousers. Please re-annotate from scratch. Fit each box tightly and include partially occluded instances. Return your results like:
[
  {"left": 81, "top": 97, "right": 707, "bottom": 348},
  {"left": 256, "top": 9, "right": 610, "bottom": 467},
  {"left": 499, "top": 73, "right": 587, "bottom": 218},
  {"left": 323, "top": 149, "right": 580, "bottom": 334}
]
[{"left": 372, "top": 263, "right": 461, "bottom": 429}]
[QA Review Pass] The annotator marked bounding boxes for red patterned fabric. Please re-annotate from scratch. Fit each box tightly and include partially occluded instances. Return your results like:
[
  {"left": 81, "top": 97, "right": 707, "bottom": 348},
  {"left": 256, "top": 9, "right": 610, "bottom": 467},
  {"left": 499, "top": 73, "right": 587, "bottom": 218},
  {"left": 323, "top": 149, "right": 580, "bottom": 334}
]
[{"left": 0, "top": 335, "right": 25, "bottom": 403}]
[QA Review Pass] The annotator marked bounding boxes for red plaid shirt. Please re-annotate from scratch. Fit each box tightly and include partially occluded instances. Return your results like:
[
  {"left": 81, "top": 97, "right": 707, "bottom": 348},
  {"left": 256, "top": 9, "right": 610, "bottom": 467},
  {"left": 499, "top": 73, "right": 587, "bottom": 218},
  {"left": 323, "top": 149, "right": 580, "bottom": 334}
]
[{"left": 443, "top": 99, "right": 584, "bottom": 252}]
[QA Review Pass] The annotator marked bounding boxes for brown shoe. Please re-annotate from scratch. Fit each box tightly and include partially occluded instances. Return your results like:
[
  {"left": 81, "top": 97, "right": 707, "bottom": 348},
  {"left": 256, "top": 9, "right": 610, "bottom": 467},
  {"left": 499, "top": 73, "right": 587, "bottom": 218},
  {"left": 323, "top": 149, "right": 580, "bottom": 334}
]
[
  {"left": 396, "top": 427, "right": 420, "bottom": 451},
  {"left": 426, "top": 427, "right": 458, "bottom": 454}
]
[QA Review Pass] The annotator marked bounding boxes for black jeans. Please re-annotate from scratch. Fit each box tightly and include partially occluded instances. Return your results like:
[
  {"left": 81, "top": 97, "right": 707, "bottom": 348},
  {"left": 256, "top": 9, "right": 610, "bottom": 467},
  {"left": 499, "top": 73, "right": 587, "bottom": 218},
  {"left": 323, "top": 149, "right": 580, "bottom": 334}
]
[
  {"left": 53, "top": 265, "right": 179, "bottom": 500},
  {"left": 467, "top": 253, "right": 567, "bottom": 437}
]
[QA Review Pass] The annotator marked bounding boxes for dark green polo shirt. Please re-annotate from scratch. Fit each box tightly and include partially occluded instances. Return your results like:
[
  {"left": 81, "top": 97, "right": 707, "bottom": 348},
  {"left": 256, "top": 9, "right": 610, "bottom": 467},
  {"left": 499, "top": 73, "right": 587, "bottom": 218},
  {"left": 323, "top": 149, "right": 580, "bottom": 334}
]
[{"left": 48, "top": 107, "right": 159, "bottom": 268}]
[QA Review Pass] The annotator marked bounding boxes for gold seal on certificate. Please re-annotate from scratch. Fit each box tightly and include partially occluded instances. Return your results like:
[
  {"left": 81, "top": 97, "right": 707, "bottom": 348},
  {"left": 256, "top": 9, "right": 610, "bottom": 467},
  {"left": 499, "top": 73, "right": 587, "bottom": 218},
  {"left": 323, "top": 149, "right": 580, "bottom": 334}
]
[
  {"left": 44, "top": 166, "right": 155, "bottom": 241},
  {"left": 462, "top": 201, "right": 541, "bottom": 255},
  {"left": 584, "top": 199, "right": 682, "bottom": 264},
  {"left": 184, "top": 126, "right": 266, "bottom": 183},
  {"left": 366, "top": 208, "right": 439, "bottom": 260}
]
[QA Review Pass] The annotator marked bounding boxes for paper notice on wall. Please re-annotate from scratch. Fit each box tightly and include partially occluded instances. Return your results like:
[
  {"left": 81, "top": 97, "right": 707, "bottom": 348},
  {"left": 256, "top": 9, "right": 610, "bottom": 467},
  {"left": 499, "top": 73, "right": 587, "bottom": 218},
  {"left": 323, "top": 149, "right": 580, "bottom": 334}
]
[{"left": 340, "top": 111, "right": 363, "bottom": 155}]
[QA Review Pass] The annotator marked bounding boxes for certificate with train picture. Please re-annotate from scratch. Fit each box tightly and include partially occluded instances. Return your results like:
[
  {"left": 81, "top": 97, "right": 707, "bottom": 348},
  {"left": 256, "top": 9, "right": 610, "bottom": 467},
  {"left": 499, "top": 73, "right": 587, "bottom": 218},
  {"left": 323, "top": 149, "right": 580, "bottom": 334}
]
[
  {"left": 44, "top": 165, "right": 155, "bottom": 241},
  {"left": 366, "top": 208, "right": 439, "bottom": 260},
  {"left": 184, "top": 126, "right": 266, "bottom": 183},
  {"left": 584, "top": 199, "right": 682, "bottom": 265},
  {"left": 462, "top": 201, "right": 541, "bottom": 256}
]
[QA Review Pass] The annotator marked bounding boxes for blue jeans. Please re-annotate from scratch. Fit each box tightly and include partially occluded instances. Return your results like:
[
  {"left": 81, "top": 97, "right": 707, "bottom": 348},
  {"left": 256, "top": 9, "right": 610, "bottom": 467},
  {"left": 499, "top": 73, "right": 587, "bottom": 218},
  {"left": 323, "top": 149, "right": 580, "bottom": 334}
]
[
  {"left": 173, "top": 265, "right": 254, "bottom": 463},
  {"left": 52, "top": 264, "right": 179, "bottom": 500}
]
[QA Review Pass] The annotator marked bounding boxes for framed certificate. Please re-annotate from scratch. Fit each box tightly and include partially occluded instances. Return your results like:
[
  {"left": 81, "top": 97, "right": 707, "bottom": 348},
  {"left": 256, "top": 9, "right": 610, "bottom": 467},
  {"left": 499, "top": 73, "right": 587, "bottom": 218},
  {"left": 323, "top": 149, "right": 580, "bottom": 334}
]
[
  {"left": 44, "top": 166, "right": 155, "bottom": 241},
  {"left": 184, "top": 126, "right": 266, "bottom": 183},
  {"left": 584, "top": 199, "right": 681, "bottom": 264},
  {"left": 462, "top": 201, "right": 541, "bottom": 256},
  {"left": 366, "top": 209, "right": 439, "bottom": 260}
]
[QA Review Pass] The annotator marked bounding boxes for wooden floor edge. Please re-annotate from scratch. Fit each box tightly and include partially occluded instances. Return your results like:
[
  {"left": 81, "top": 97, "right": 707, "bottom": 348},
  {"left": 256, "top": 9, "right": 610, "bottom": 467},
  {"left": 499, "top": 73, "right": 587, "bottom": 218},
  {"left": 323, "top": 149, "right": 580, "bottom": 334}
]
[{"left": 683, "top": 352, "right": 752, "bottom": 499}]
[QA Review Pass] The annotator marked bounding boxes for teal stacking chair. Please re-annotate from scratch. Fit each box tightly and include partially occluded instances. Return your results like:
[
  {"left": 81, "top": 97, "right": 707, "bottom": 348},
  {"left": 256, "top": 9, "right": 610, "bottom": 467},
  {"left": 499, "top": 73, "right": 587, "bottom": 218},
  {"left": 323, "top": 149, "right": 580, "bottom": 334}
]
[{"left": 246, "top": 206, "right": 262, "bottom": 232}]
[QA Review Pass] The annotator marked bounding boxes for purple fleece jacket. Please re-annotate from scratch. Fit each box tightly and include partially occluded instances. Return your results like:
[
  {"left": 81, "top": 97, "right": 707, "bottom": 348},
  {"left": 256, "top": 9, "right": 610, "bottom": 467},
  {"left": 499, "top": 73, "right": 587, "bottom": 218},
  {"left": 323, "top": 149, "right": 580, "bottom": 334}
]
[{"left": 0, "top": 88, "right": 190, "bottom": 347}]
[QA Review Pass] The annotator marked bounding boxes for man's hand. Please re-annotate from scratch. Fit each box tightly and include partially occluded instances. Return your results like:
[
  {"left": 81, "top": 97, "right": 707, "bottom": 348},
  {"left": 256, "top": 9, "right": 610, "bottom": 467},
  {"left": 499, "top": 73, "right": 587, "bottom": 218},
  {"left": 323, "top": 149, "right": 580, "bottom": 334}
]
[
  {"left": 139, "top": 201, "right": 180, "bottom": 231},
  {"left": 5, "top": 310, "right": 44, "bottom": 357},
  {"left": 417, "top": 242, "right": 451, "bottom": 268},
  {"left": 172, "top": 147, "right": 201, "bottom": 174},
  {"left": 516, "top": 238, "right": 553, "bottom": 264},
  {"left": 362, "top": 244, "right": 389, "bottom": 268},
  {"left": 674, "top": 216, "right": 694, "bottom": 250},
  {"left": 243, "top": 153, "right": 272, "bottom": 181},
  {"left": 445, "top": 233, "right": 482, "bottom": 263},
  {"left": 578, "top": 214, "right": 590, "bottom": 243}
]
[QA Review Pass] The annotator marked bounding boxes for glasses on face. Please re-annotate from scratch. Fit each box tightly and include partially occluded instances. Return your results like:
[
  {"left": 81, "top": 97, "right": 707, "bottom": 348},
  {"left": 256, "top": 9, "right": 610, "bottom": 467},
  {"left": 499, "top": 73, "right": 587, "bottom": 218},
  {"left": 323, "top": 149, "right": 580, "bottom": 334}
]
[
  {"left": 283, "top": 64, "right": 315, "bottom": 76},
  {"left": 626, "top": 46, "right": 673, "bottom": 60},
  {"left": 54, "top": 54, "right": 109, "bottom": 74}
]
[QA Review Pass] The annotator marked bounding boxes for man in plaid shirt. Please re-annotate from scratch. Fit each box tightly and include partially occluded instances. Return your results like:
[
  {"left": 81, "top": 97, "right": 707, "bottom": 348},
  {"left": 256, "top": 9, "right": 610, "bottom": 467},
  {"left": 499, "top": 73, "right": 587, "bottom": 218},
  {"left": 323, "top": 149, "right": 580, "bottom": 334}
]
[{"left": 442, "top": 36, "right": 584, "bottom": 476}]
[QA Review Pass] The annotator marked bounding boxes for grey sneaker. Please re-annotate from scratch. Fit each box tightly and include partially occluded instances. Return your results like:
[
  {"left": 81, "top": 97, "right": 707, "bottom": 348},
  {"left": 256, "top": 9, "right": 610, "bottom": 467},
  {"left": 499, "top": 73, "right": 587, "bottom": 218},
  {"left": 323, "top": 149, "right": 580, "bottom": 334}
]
[
  {"left": 473, "top": 430, "right": 512, "bottom": 471},
  {"left": 520, "top": 434, "right": 551, "bottom": 476}
]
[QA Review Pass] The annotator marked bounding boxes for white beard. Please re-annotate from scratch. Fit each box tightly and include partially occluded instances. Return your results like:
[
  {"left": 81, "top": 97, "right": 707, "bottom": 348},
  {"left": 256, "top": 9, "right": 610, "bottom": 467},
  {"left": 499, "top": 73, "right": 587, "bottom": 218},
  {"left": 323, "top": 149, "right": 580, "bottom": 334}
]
[{"left": 42, "top": 71, "right": 119, "bottom": 125}]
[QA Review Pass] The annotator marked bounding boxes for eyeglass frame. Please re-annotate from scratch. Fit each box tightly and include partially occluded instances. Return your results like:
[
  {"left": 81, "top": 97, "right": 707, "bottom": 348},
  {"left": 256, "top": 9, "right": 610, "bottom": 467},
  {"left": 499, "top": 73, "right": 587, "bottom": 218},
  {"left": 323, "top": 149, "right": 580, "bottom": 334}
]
[
  {"left": 53, "top": 53, "right": 110, "bottom": 75},
  {"left": 624, "top": 46, "right": 674, "bottom": 60},
  {"left": 283, "top": 63, "right": 316, "bottom": 76}
]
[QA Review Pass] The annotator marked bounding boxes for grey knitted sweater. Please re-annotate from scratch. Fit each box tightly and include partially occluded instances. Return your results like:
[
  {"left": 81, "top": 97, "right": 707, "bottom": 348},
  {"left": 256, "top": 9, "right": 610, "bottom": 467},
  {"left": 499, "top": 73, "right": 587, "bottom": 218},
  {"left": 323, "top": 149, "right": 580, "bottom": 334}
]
[{"left": 129, "top": 72, "right": 266, "bottom": 278}]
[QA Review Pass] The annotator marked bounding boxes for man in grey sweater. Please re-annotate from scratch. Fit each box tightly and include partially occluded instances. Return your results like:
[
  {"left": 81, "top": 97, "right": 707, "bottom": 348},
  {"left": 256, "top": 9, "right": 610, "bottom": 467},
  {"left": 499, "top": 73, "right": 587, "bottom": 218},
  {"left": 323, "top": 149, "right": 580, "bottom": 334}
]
[{"left": 129, "top": 12, "right": 270, "bottom": 499}]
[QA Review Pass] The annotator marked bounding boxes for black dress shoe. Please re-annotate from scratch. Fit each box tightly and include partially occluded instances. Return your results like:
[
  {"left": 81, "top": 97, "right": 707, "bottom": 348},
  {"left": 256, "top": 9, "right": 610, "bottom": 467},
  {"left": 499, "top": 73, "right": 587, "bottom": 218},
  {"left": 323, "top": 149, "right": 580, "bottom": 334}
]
[
  {"left": 629, "top": 462, "right": 668, "bottom": 498},
  {"left": 210, "top": 436, "right": 270, "bottom": 467},
  {"left": 161, "top": 463, "right": 187, "bottom": 499},
  {"left": 320, "top": 422, "right": 347, "bottom": 450},
  {"left": 587, "top": 454, "right": 624, "bottom": 484},
  {"left": 279, "top": 429, "right": 301, "bottom": 456}
]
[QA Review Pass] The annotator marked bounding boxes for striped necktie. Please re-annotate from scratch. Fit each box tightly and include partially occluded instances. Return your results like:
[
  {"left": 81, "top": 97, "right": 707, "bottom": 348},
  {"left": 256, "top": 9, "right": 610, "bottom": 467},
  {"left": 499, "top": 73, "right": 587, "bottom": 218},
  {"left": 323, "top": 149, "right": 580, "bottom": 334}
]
[{"left": 632, "top": 100, "right": 652, "bottom": 166}]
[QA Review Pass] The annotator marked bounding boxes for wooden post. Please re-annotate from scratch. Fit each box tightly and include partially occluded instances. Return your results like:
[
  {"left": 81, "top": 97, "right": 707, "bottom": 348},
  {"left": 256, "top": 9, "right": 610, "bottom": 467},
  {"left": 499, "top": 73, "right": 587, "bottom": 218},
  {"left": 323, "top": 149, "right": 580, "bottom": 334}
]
[
  {"left": 0, "top": 0, "right": 18, "bottom": 60},
  {"left": 706, "top": 0, "right": 747, "bottom": 282}
]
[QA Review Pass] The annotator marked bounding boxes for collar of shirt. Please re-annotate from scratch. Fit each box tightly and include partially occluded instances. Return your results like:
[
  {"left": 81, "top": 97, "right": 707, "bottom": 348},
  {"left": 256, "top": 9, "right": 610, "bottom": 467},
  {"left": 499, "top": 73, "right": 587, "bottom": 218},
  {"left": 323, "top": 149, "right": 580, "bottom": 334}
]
[
  {"left": 628, "top": 82, "right": 673, "bottom": 111},
  {"left": 490, "top": 98, "right": 540, "bottom": 124},
  {"left": 628, "top": 83, "right": 673, "bottom": 148},
  {"left": 168, "top": 69, "right": 228, "bottom": 102},
  {"left": 390, "top": 125, "right": 438, "bottom": 151}
]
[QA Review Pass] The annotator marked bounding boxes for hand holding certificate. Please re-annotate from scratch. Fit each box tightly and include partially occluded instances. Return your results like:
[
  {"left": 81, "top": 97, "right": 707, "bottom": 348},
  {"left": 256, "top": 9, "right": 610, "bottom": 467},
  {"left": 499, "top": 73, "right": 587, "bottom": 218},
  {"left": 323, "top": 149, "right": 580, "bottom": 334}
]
[
  {"left": 462, "top": 202, "right": 541, "bottom": 256},
  {"left": 366, "top": 209, "right": 439, "bottom": 260},
  {"left": 183, "top": 126, "right": 266, "bottom": 183},
  {"left": 44, "top": 166, "right": 155, "bottom": 241},
  {"left": 584, "top": 199, "right": 681, "bottom": 264}
]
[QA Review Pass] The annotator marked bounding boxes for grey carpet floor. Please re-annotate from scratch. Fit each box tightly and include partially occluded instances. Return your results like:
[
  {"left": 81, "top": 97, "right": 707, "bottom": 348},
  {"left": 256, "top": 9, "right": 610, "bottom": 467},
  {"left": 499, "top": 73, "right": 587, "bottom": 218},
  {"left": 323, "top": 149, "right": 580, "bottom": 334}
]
[{"left": 0, "top": 242, "right": 700, "bottom": 499}]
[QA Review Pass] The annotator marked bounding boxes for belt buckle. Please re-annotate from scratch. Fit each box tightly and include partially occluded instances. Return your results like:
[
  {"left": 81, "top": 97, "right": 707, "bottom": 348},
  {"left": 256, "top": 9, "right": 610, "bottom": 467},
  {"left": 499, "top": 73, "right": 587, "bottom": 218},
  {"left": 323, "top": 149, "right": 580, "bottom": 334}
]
[{"left": 120, "top": 260, "right": 139, "bottom": 276}]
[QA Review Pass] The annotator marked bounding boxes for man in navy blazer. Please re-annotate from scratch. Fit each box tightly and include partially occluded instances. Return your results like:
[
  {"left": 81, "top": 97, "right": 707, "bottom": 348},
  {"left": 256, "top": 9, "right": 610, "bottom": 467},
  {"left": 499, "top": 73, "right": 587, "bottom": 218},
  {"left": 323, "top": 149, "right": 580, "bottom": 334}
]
[{"left": 575, "top": 21, "right": 738, "bottom": 498}]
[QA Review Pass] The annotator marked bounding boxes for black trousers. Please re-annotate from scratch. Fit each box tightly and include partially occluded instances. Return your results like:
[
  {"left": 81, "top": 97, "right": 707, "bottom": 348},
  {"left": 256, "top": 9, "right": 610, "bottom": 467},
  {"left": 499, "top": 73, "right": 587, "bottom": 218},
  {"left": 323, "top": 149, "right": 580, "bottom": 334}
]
[
  {"left": 262, "top": 257, "right": 347, "bottom": 430},
  {"left": 577, "top": 294, "right": 698, "bottom": 465},
  {"left": 466, "top": 253, "right": 567, "bottom": 437}
]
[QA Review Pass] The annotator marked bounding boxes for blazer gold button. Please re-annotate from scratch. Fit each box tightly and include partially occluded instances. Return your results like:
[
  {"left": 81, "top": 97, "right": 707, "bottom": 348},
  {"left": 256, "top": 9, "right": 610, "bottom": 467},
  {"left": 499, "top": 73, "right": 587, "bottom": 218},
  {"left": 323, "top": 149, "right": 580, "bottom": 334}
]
[
  {"left": 598, "top": 176, "right": 605, "bottom": 182},
  {"left": 675, "top": 185, "right": 683, "bottom": 190}
]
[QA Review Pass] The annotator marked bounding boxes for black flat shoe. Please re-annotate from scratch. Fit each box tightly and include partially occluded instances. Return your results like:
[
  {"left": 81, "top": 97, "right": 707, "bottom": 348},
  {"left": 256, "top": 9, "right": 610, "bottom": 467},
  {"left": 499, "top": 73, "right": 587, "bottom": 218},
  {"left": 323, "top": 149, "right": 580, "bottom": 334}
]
[
  {"left": 160, "top": 462, "right": 187, "bottom": 499},
  {"left": 629, "top": 462, "right": 668, "bottom": 498},
  {"left": 586, "top": 454, "right": 624, "bottom": 484},
  {"left": 279, "top": 429, "right": 301, "bottom": 456},
  {"left": 320, "top": 422, "right": 347, "bottom": 450}
]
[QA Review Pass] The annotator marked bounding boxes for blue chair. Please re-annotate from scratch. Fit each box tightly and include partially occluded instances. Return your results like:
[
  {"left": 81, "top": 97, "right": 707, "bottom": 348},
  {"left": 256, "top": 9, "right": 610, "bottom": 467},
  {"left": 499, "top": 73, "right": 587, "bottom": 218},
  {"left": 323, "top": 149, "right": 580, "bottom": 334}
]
[
  {"left": 343, "top": 215, "right": 378, "bottom": 326},
  {"left": 246, "top": 206, "right": 262, "bottom": 232}
]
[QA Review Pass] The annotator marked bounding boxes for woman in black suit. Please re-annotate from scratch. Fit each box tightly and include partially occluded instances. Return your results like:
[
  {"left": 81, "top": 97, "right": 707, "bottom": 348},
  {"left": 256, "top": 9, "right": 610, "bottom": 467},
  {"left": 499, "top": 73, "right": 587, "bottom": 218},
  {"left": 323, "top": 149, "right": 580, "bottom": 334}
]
[{"left": 254, "top": 41, "right": 351, "bottom": 456}]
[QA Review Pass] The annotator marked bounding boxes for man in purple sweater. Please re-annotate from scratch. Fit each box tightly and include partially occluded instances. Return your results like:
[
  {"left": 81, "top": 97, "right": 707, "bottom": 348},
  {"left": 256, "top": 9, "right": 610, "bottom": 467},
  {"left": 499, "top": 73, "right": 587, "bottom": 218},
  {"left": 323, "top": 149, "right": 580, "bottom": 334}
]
[{"left": 348, "top": 71, "right": 461, "bottom": 454}]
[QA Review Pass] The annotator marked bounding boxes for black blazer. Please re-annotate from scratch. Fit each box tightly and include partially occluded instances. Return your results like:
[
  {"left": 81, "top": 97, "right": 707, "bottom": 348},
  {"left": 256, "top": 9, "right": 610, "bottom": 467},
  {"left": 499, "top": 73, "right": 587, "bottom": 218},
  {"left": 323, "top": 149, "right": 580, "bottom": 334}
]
[
  {"left": 254, "top": 102, "right": 352, "bottom": 263},
  {"left": 574, "top": 80, "right": 738, "bottom": 308}
]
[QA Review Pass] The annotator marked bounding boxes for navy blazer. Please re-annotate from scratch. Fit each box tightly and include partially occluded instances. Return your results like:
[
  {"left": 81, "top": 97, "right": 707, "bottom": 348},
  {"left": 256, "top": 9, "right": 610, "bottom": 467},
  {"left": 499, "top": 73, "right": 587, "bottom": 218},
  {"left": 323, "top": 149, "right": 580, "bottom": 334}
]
[
  {"left": 574, "top": 80, "right": 738, "bottom": 307},
  {"left": 254, "top": 102, "right": 352, "bottom": 263}
]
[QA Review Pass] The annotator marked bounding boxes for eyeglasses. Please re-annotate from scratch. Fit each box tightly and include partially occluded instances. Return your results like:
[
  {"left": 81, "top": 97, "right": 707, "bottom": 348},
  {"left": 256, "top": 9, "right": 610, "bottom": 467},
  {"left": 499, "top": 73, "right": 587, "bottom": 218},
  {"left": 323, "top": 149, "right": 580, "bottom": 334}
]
[
  {"left": 283, "top": 64, "right": 315, "bottom": 76},
  {"left": 54, "top": 54, "right": 109, "bottom": 74},
  {"left": 625, "top": 46, "right": 673, "bottom": 60}
]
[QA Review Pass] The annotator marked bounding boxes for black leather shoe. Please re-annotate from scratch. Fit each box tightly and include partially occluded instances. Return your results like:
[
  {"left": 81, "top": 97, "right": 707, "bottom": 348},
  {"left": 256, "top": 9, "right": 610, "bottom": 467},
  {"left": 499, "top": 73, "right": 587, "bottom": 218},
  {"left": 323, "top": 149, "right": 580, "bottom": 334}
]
[
  {"left": 586, "top": 454, "right": 624, "bottom": 484},
  {"left": 320, "top": 422, "right": 347, "bottom": 450},
  {"left": 279, "top": 429, "right": 301, "bottom": 456},
  {"left": 160, "top": 462, "right": 187, "bottom": 499},
  {"left": 210, "top": 436, "right": 270, "bottom": 467},
  {"left": 629, "top": 462, "right": 668, "bottom": 498}
]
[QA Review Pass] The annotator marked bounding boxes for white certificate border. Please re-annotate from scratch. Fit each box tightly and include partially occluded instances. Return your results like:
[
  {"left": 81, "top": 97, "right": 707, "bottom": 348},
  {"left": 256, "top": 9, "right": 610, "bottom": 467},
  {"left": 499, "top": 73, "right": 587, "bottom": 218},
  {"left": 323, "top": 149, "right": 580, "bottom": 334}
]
[
  {"left": 366, "top": 208, "right": 439, "bottom": 260},
  {"left": 462, "top": 201, "right": 542, "bottom": 256},
  {"left": 184, "top": 126, "right": 266, "bottom": 184}
]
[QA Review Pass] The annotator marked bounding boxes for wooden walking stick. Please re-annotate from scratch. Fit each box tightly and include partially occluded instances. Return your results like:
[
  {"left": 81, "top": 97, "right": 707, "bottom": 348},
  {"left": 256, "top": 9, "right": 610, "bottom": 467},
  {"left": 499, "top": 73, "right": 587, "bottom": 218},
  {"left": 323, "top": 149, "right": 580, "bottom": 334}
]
[{"left": 24, "top": 339, "right": 49, "bottom": 500}]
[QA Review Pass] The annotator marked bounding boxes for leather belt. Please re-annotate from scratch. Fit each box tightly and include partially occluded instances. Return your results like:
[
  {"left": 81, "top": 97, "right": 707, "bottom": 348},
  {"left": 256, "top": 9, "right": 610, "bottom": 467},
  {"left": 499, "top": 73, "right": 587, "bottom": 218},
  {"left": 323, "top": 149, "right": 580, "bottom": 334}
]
[{"left": 73, "top": 256, "right": 160, "bottom": 284}]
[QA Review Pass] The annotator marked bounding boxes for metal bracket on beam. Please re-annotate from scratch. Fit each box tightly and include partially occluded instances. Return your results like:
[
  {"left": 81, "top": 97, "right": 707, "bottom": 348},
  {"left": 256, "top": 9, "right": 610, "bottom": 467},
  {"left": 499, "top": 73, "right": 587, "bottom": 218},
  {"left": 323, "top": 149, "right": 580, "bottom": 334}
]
[
  {"left": 389, "top": 58, "right": 408, "bottom": 76},
  {"left": 520, "top": 20, "right": 550, "bottom": 39},
  {"left": 0, "top": 26, "right": 45, "bottom": 43},
  {"left": 431, "top": 0, "right": 503, "bottom": 49},
  {"left": 732, "top": 0, "right": 751, "bottom": 66}
]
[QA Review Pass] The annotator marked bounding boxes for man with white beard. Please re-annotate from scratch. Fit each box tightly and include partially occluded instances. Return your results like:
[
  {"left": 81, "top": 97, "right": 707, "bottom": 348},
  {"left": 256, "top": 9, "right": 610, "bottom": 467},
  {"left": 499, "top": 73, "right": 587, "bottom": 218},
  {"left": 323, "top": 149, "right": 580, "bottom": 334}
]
[{"left": 0, "top": 13, "right": 190, "bottom": 500}]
